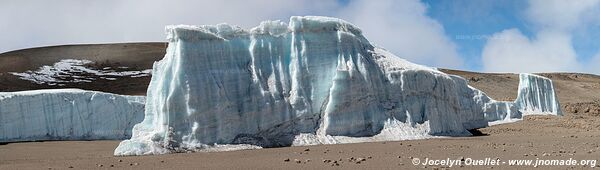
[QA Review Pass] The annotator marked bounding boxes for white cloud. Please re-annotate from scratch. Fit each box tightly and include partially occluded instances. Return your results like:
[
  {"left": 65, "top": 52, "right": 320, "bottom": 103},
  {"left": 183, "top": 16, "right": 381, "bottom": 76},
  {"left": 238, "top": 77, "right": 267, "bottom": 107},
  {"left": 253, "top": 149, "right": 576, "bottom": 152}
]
[
  {"left": 340, "top": 0, "right": 463, "bottom": 69},
  {"left": 0, "top": 0, "right": 462, "bottom": 69},
  {"left": 527, "top": 0, "right": 600, "bottom": 31},
  {"left": 587, "top": 52, "right": 600, "bottom": 73},
  {"left": 482, "top": 0, "right": 600, "bottom": 73},
  {"left": 0, "top": 0, "right": 339, "bottom": 53},
  {"left": 482, "top": 29, "right": 580, "bottom": 73}
]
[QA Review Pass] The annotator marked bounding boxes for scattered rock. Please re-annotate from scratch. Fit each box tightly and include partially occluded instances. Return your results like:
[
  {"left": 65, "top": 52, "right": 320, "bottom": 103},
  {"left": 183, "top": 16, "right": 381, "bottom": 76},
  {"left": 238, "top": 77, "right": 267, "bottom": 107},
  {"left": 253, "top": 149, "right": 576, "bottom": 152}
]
[
  {"left": 469, "top": 77, "right": 481, "bottom": 82},
  {"left": 294, "top": 159, "right": 301, "bottom": 164},
  {"left": 304, "top": 148, "right": 310, "bottom": 152},
  {"left": 118, "top": 159, "right": 123, "bottom": 162},
  {"left": 284, "top": 158, "right": 290, "bottom": 162},
  {"left": 68, "top": 166, "right": 73, "bottom": 169}
]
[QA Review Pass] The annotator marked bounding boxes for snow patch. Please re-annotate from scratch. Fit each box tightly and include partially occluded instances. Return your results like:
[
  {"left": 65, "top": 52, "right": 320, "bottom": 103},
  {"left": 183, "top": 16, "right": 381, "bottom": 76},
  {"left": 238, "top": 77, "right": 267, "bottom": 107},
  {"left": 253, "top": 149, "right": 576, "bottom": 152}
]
[{"left": 10, "top": 59, "right": 151, "bottom": 85}]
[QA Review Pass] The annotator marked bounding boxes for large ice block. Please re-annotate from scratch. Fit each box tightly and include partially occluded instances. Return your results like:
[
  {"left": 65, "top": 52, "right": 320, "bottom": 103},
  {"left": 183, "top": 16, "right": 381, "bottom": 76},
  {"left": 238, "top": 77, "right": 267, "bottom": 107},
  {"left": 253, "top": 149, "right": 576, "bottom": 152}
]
[
  {"left": 114, "top": 16, "right": 562, "bottom": 155},
  {"left": 0, "top": 89, "right": 145, "bottom": 142},
  {"left": 515, "top": 73, "right": 563, "bottom": 115}
]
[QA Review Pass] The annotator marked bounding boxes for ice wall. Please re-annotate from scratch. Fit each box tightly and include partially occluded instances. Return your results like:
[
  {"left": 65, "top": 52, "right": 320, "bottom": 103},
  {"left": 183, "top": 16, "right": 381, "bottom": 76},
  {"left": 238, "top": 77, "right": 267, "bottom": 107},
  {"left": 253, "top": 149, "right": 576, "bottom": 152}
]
[
  {"left": 515, "top": 73, "right": 562, "bottom": 115},
  {"left": 114, "top": 16, "right": 562, "bottom": 156},
  {"left": 482, "top": 73, "right": 562, "bottom": 124},
  {"left": 483, "top": 101, "right": 521, "bottom": 122},
  {"left": 0, "top": 89, "right": 145, "bottom": 142}
]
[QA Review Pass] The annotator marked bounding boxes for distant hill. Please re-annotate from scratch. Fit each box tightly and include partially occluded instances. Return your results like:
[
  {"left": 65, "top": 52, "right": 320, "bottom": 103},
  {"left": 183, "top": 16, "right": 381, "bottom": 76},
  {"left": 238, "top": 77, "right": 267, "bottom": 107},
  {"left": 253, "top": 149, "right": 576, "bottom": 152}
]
[{"left": 0, "top": 43, "right": 166, "bottom": 95}]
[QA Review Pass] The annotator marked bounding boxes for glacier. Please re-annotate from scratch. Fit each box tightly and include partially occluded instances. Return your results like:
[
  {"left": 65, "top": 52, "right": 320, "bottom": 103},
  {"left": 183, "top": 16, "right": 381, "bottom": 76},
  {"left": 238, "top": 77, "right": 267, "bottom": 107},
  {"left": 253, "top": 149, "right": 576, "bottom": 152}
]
[
  {"left": 114, "top": 16, "right": 562, "bottom": 156},
  {"left": 515, "top": 73, "right": 562, "bottom": 115},
  {"left": 484, "top": 73, "right": 562, "bottom": 125},
  {"left": 0, "top": 89, "right": 145, "bottom": 142}
]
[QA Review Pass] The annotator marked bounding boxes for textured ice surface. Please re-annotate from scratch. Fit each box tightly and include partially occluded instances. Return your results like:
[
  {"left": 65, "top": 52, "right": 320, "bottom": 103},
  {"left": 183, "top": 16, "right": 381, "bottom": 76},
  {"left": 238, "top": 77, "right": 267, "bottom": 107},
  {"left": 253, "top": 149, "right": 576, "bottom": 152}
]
[
  {"left": 485, "top": 73, "right": 562, "bottom": 125},
  {"left": 515, "top": 73, "right": 562, "bottom": 115},
  {"left": 0, "top": 89, "right": 145, "bottom": 142},
  {"left": 115, "top": 16, "right": 562, "bottom": 155},
  {"left": 292, "top": 119, "right": 436, "bottom": 146},
  {"left": 10, "top": 59, "right": 152, "bottom": 86}
]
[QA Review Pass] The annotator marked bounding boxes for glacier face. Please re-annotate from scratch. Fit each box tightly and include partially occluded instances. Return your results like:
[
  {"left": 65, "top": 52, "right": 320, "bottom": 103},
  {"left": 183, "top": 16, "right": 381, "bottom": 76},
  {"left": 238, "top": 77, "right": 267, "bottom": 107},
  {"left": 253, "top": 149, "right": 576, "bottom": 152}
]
[
  {"left": 482, "top": 73, "right": 562, "bottom": 125},
  {"left": 115, "top": 16, "right": 562, "bottom": 156},
  {"left": 515, "top": 73, "right": 562, "bottom": 115},
  {"left": 0, "top": 89, "right": 145, "bottom": 142}
]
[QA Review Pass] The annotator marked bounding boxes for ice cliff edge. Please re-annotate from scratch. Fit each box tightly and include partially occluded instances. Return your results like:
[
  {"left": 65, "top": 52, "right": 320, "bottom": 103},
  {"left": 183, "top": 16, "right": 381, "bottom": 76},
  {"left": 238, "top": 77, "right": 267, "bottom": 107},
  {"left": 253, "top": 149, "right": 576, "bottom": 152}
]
[
  {"left": 114, "top": 16, "right": 562, "bottom": 156},
  {"left": 0, "top": 89, "right": 145, "bottom": 142}
]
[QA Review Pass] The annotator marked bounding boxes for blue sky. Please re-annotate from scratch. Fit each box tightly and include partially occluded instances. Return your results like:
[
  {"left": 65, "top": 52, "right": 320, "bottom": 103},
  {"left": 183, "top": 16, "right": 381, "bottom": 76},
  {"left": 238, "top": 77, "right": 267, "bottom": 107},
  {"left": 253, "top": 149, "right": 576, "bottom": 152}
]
[
  {"left": 424, "top": 0, "right": 532, "bottom": 70},
  {"left": 424, "top": 0, "right": 600, "bottom": 72},
  {"left": 1, "top": 0, "right": 600, "bottom": 74}
]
